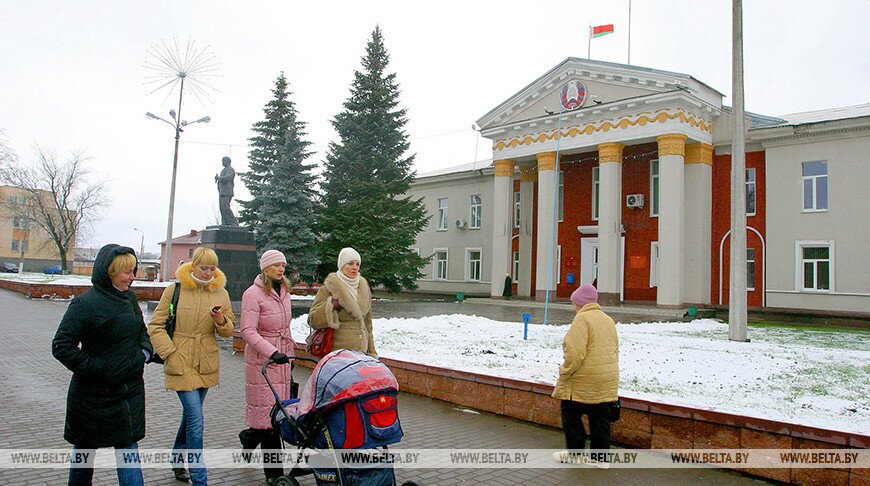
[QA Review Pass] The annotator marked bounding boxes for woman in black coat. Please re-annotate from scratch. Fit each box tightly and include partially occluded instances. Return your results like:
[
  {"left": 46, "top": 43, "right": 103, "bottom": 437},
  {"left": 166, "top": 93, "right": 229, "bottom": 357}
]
[{"left": 52, "top": 244, "right": 154, "bottom": 486}]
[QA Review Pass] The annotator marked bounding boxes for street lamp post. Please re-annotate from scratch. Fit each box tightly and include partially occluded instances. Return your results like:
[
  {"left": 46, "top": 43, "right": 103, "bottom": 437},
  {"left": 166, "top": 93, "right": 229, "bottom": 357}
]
[
  {"left": 133, "top": 227, "right": 145, "bottom": 257},
  {"left": 146, "top": 99, "right": 210, "bottom": 281}
]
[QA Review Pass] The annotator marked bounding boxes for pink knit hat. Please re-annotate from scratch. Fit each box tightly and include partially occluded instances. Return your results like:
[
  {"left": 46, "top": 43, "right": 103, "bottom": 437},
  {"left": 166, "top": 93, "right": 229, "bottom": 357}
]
[
  {"left": 571, "top": 283, "right": 598, "bottom": 307},
  {"left": 259, "top": 249, "right": 286, "bottom": 271}
]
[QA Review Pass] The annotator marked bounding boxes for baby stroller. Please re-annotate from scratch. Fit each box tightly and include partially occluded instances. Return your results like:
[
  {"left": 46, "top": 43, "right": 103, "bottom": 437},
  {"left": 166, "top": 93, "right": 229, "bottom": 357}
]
[{"left": 262, "top": 349, "right": 416, "bottom": 486}]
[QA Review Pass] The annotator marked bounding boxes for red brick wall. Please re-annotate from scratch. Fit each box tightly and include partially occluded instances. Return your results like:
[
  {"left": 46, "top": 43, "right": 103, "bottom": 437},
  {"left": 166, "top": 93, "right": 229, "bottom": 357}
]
[
  {"left": 550, "top": 144, "right": 658, "bottom": 301},
  {"left": 711, "top": 151, "right": 767, "bottom": 307}
]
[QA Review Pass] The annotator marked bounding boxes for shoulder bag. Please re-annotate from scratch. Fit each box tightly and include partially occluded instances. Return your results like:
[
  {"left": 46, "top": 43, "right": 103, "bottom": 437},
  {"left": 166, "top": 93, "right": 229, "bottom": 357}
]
[
  {"left": 308, "top": 328, "right": 334, "bottom": 358},
  {"left": 152, "top": 282, "right": 181, "bottom": 365}
]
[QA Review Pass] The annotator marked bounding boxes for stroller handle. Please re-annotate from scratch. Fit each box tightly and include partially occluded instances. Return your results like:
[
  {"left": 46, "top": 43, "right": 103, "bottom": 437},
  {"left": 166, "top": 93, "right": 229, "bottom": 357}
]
[{"left": 261, "top": 355, "right": 318, "bottom": 375}]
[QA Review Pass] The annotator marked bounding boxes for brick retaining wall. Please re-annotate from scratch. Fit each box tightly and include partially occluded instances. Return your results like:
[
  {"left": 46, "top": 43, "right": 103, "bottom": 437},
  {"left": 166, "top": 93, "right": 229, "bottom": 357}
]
[
  {"left": 0, "top": 279, "right": 165, "bottom": 301},
  {"left": 238, "top": 339, "right": 867, "bottom": 485}
]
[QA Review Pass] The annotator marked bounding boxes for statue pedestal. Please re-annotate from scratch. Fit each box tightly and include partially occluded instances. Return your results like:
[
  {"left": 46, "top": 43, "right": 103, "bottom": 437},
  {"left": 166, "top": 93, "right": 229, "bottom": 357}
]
[{"left": 201, "top": 225, "right": 257, "bottom": 302}]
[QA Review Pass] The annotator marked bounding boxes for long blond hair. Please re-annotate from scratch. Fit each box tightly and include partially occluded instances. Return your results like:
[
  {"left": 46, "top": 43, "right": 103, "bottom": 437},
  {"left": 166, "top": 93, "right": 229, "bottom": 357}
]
[{"left": 260, "top": 269, "right": 291, "bottom": 295}]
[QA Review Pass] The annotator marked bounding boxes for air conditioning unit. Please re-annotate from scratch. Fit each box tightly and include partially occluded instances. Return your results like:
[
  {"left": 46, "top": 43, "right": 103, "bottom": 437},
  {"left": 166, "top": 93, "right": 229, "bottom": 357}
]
[
  {"left": 626, "top": 194, "right": 645, "bottom": 209},
  {"left": 454, "top": 219, "right": 468, "bottom": 229}
]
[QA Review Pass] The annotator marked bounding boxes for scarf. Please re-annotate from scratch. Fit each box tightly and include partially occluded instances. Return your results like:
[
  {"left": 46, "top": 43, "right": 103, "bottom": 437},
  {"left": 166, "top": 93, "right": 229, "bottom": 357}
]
[
  {"left": 335, "top": 270, "right": 360, "bottom": 301},
  {"left": 191, "top": 273, "right": 214, "bottom": 286}
]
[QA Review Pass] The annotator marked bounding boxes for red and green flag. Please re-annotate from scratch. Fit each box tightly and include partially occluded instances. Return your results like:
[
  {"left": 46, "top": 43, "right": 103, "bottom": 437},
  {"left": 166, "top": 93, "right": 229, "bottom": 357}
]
[{"left": 591, "top": 24, "right": 614, "bottom": 38}]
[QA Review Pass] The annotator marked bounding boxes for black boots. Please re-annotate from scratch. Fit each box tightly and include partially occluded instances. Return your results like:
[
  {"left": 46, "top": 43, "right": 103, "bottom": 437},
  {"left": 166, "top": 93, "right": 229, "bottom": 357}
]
[
  {"left": 172, "top": 466, "right": 190, "bottom": 482},
  {"left": 239, "top": 428, "right": 262, "bottom": 462}
]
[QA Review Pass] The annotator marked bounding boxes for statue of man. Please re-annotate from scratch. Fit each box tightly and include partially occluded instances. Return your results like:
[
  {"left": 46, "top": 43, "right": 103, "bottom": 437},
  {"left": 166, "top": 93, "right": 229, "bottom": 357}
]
[{"left": 215, "top": 156, "right": 239, "bottom": 226}]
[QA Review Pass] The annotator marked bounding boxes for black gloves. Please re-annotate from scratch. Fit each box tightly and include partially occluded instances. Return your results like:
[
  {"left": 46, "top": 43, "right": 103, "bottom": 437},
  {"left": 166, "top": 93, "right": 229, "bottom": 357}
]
[{"left": 270, "top": 351, "right": 290, "bottom": 364}]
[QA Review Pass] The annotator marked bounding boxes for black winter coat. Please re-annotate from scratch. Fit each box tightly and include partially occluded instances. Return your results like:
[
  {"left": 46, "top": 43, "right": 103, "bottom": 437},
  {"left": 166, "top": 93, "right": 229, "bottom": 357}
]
[{"left": 51, "top": 244, "right": 154, "bottom": 447}]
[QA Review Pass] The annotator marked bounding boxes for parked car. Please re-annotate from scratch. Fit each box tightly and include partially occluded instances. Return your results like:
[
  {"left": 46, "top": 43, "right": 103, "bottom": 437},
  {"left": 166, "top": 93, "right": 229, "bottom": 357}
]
[
  {"left": 43, "top": 265, "right": 63, "bottom": 275},
  {"left": 1, "top": 262, "right": 19, "bottom": 273}
]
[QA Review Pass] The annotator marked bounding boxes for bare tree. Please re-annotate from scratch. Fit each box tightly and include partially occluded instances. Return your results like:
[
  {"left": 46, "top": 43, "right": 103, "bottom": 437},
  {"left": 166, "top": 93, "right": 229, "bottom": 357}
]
[
  {"left": 0, "top": 129, "right": 16, "bottom": 168},
  {"left": 0, "top": 145, "right": 109, "bottom": 273}
]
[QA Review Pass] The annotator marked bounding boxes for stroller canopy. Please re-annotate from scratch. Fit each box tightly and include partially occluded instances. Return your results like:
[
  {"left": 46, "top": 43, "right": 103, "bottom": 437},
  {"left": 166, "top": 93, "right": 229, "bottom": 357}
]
[{"left": 295, "top": 350, "right": 399, "bottom": 416}]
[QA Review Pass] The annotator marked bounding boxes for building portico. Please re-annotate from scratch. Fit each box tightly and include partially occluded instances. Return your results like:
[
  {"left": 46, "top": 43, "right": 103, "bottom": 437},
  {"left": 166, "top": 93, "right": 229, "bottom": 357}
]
[{"left": 477, "top": 58, "right": 721, "bottom": 306}]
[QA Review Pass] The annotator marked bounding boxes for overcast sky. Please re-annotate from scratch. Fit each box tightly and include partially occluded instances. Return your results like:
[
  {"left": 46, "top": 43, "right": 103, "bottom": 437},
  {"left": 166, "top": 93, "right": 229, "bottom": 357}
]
[{"left": 1, "top": 0, "right": 868, "bottom": 255}]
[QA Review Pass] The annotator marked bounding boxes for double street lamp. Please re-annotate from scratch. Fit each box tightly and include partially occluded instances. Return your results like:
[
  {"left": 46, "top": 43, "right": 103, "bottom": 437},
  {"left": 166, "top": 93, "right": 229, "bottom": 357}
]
[{"left": 146, "top": 105, "right": 210, "bottom": 281}]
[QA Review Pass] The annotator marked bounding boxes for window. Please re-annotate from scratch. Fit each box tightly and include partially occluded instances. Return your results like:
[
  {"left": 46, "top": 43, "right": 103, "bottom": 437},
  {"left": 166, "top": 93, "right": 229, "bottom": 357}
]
[
  {"left": 437, "top": 198, "right": 448, "bottom": 230},
  {"left": 17, "top": 196, "right": 25, "bottom": 205},
  {"left": 802, "top": 161, "right": 828, "bottom": 211},
  {"left": 11, "top": 240, "right": 18, "bottom": 252},
  {"left": 12, "top": 216, "right": 20, "bottom": 229},
  {"left": 747, "top": 248, "right": 756, "bottom": 291},
  {"left": 512, "top": 251, "right": 520, "bottom": 283},
  {"left": 558, "top": 171, "right": 564, "bottom": 221},
  {"left": 746, "top": 168, "right": 756, "bottom": 215},
  {"left": 513, "top": 191, "right": 521, "bottom": 228},
  {"left": 799, "top": 243, "right": 831, "bottom": 291},
  {"left": 649, "top": 242, "right": 659, "bottom": 288},
  {"left": 434, "top": 249, "right": 448, "bottom": 280},
  {"left": 469, "top": 195, "right": 481, "bottom": 229},
  {"left": 557, "top": 245, "right": 562, "bottom": 283},
  {"left": 466, "top": 248, "right": 482, "bottom": 281},
  {"left": 650, "top": 160, "right": 660, "bottom": 217},
  {"left": 591, "top": 166, "right": 600, "bottom": 221}
]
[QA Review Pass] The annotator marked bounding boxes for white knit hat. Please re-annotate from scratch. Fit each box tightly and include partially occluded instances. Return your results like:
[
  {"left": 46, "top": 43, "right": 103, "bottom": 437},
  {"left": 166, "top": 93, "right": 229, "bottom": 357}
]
[
  {"left": 259, "top": 249, "right": 286, "bottom": 271},
  {"left": 337, "top": 247, "right": 361, "bottom": 270}
]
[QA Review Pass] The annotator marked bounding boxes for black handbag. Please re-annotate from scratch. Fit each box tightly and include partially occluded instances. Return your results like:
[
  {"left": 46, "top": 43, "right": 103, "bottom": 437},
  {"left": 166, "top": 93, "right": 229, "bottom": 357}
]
[
  {"left": 151, "top": 282, "right": 181, "bottom": 365},
  {"left": 607, "top": 399, "right": 621, "bottom": 422}
]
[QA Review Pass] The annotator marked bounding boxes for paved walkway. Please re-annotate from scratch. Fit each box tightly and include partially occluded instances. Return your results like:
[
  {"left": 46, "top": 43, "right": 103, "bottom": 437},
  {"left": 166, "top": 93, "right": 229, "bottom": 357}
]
[{"left": 0, "top": 290, "right": 768, "bottom": 485}]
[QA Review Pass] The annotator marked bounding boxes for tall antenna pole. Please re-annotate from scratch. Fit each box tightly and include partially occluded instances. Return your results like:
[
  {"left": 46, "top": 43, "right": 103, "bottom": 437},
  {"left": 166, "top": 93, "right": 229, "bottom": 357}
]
[{"left": 627, "top": 0, "right": 632, "bottom": 64}]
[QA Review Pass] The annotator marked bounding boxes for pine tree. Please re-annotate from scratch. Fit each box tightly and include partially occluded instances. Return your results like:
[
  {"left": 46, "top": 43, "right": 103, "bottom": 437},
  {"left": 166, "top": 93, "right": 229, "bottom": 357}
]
[
  {"left": 240, "top": 73, "right": 319, "bottom": 281},
  {"left": 318, "top": 26, "right": 428, "bottom": 292}
]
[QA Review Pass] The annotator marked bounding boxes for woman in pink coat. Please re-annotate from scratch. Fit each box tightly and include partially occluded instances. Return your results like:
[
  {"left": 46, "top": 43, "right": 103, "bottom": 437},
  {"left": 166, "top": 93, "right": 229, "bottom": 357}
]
[{"left": 239, "top": 250, "right": 296, "bottom": 486}]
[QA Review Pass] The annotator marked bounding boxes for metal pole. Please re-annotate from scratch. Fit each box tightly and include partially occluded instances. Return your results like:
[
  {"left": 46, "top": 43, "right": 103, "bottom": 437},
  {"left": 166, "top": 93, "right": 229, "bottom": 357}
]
[
  {"left": 628, "top": 0, "right": 632, "bottom": 64},
  {"left": 163, "top": 77, "right": 185, "bottom": 281},
  {"left": 587, "top": 25, "right": 592, "bottom": 59},
  {"left": 543, "top": 103, "right": 564, "bottom": 325},
  {"left": 728, "top": 0, "right": 748, "bottom": 341}
]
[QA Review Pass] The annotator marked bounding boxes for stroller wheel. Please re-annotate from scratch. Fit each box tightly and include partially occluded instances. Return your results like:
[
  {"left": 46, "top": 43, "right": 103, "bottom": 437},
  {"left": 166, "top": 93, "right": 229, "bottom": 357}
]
[{"left": 266, "top": 476, "right": 300, "bottom": 486}]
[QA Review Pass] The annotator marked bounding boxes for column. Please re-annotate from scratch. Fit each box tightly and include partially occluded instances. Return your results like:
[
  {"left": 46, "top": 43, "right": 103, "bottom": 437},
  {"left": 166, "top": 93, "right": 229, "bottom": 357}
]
[
  {"left": 684, "top": 143, "right": 714, "bottom": 305},
  {"left": 490, "top": 159, "right": 515, "bottom": 297},
  {"left": 534, "top": 152, "right": 559, "bottom": 301},
  {"left": 597, "top": 142, "right": 624, "bottom": 305},
  {"left": 656, "top": 134, "right": 688, "bottom": 306},
  {"left": 518, "top": 165, "right": 536, "bottom": 297}
]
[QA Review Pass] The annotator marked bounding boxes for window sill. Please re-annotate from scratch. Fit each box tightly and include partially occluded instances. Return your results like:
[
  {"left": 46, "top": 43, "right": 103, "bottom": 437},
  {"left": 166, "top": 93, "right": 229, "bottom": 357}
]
[{"left": 801, "top": 209, "right": 828, "bottom": 214}]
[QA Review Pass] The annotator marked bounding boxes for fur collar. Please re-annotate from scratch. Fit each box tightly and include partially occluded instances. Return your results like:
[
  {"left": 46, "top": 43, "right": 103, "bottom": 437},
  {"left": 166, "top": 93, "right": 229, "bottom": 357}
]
[
  {"left": 176, "top": 262, "right": 227, "bottom": 291},
  {"left": 323, "top": 272, "right": 371, "bottom": 320}
]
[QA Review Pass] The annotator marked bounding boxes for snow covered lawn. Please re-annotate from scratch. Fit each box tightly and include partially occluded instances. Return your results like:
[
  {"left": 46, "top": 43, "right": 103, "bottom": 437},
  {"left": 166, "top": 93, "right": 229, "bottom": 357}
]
[
  {"left": 0, "top": 271, "right": 170, "bottom": 287},
  {"left": 291, "top": 314, "right": 870, "bottom": 435}
]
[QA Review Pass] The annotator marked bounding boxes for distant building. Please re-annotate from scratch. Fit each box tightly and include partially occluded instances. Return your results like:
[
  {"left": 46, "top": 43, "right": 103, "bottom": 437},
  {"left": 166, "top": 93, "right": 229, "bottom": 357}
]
[
  {"left": 406, "top": 58, "right": 870, "bottom": 315},
  {"left": 0, "top": 185, "right": 74, "bottom": 272},
  {"left": 159, "top": 229, "right": 202, "bottom": 281}
]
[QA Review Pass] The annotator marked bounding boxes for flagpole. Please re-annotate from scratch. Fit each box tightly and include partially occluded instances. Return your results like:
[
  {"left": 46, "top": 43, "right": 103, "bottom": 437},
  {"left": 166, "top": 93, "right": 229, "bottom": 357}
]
[
  {"left": 587, "top": 24, "right": 592, "bottom": 59},
  {"left": 628, "top": 0, "right": 632, "bottom": 64}
]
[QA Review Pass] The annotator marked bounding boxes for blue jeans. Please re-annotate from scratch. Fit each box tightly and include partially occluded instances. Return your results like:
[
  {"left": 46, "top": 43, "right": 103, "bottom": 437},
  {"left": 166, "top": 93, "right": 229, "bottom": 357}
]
[
  {"left": 174, "top": 388, "right": 208, "bottom": 486},
  {"left": 68, "top": 443, "right": 143, "bottom": 486}
]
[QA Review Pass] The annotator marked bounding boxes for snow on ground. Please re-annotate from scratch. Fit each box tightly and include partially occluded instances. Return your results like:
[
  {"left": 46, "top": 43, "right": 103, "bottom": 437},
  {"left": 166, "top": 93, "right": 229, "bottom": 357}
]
[
  {"left": 0, "top": 272, "right": 171, "bottom": 287},
  {"left": 291, "top": 314, "right": 870, "bottom": 435}
]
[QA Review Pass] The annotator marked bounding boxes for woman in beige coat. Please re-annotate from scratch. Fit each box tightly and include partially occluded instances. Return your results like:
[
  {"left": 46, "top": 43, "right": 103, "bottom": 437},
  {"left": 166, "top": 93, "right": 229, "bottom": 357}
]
[
  {"left": 552, "top": 283, "right": 619, "bottom": 467},
  {"left": 307, "top": 247, "right": 377, "bottom": 357},
  {"left": 148, "top": 247, "right": 235, "bottom": 485}
]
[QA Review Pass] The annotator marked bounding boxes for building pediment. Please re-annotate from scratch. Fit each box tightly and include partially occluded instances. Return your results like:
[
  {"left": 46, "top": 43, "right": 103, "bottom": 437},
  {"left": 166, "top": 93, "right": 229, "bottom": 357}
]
[
  {"left": 477, "top": 58, "right": 723, "bottom": 130},
  {"left": 476, "top": 58, "right": 723, "bottom": 160}
]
